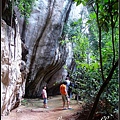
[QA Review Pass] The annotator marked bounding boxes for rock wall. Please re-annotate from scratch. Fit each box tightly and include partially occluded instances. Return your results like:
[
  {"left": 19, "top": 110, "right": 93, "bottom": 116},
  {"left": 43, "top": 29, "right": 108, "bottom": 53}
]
[
  {"left": 15, "top": 0, "right": 85, "bottom": 97},
  {"left": 1, "top": 19, "right": 23, "bottom": 115},
  {"left": 15, "top": 0, "right": 74, "bottom": 97},
  {"left": 1, "top": 0, "right": 87, "bottom": 115}
]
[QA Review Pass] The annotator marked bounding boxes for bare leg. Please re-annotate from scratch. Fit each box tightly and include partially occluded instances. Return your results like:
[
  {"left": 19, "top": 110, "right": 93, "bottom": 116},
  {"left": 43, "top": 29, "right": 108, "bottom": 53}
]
[
  {"left": 67, "top": 98, "right": 70, "bottom": 108},
  {"left": 63, "top": 101, "right": 65, "bottom": 108},
  {"left": 67, "top": 101, "right": 69, "bottom": 108}
]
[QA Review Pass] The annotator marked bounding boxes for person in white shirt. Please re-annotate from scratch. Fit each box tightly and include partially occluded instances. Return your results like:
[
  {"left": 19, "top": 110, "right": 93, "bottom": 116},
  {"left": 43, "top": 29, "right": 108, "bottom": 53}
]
[
  {"left": 42, "top": 86, "right": 48, "bottom": 108},
  {"left": 65, "top": 77, "right": 70, "bottom": 91},
  {"left": 65, "top": 77, "right": 73, "bottom": 99}
]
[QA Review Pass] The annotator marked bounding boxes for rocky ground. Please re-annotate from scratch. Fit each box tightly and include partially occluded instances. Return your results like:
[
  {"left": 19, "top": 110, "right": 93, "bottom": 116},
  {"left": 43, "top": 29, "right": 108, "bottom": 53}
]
[{"left": 1, "top": 95, "right": 84, "bottom": 120}]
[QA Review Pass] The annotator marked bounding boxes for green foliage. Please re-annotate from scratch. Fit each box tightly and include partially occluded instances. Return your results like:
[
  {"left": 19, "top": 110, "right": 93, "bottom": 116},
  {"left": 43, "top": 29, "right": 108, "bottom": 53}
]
[
  {"left": 3, "top": 0, "right": 37, "bottom": 23},
  {"left": 59, "top": 39, "right": 69, "bottom": 46},
  {"left": 64, "top": 0, "right": 118, "bottom": 115},
  {"left": 73, "top": 0, "right": 88, "bottom": 6},
  {"left": 15, "top": 0, "right": 37, "bottom": 18}
]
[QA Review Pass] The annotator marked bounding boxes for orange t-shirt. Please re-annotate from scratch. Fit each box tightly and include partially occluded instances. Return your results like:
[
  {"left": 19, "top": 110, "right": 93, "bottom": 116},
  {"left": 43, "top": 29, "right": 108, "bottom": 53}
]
[{"left": 60, "top": 84, "right": 67, "bottom": 95}]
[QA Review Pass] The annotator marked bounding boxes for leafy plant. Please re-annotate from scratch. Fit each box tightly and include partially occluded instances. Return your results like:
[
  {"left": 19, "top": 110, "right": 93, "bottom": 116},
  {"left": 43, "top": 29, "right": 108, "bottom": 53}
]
[
  {"left": 15, "top": 0, "right": 37, "bottom": 18},
  {"left": 63, "top": 0, "right": 118, "bottom": 119}
]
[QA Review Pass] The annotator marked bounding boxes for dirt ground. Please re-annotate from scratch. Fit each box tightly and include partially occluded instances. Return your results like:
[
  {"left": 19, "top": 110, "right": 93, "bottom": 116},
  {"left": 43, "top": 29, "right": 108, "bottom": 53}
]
[{"left": 1, "top": 95, "right": 84, "bottom": 120}]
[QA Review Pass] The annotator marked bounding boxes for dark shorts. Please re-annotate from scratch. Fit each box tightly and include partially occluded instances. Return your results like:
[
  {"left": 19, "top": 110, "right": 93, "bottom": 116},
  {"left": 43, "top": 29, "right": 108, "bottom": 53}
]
[
  {"left": 61, "top": 95, "right": 69, "bottom": 102},
  {"left": 43, "top": 98, "right": 47, "bottom": 104}
]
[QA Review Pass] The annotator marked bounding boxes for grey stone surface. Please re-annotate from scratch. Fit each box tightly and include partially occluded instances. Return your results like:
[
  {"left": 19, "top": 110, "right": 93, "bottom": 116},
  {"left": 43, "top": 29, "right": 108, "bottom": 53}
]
[
  {"left": 1, "top": 19, "right": 23, "bottom": 115},
  {"left": 1, "top": 1, "right": 87, "bottom": 115}
]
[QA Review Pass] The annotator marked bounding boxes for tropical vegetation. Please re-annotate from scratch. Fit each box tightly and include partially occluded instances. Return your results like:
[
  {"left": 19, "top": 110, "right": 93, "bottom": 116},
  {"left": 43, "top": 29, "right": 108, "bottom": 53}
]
[{"left": 62, "top": 0, "right": 118, "bottom": 119}]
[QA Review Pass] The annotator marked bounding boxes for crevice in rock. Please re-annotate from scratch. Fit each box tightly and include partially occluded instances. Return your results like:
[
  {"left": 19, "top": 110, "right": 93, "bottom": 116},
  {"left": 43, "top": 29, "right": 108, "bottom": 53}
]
[
  {"left": 25, "top": 58, "right": 65, "bottom": 97},
  {"left": 21, "top": 18, "right": 26, "bottom": 43},
  {"left": 64, "top": 0, "right": 73, "bottom": 23},
  {"left": 26, "top": 0, "right": 55, "bottom": 83}
]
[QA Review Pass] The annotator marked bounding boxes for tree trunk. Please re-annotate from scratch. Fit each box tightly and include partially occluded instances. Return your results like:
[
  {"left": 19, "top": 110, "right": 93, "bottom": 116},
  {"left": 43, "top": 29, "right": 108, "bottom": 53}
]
[{"left": 87, "top": 59, "right": 118, "bottom": 120}]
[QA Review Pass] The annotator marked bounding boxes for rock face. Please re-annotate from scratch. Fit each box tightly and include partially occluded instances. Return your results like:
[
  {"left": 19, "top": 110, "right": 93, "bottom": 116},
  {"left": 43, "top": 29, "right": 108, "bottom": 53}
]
[
  {"left": 16, "top": 0, "right": 74, "bottom": 97},
  {"left": 1, "top": 19, "right": 23, "bottom": 115},
  {"left": 1, "top": 0, "right": 85, "bottom": 115},
  {"left": 15, "top": 0, "right": 84, "bottom": 97}
]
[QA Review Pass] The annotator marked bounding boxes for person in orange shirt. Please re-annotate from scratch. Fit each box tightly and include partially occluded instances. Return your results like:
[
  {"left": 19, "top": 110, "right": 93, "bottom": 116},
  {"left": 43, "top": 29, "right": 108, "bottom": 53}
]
[{"left": 60, "top": 81, "right": 71, "bottom": 110}]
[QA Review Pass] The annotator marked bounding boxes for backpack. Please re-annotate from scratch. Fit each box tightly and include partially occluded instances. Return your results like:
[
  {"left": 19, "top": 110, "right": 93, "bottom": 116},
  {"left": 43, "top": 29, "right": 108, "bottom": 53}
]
[{"left": 68, "top": 82, "right": 74, "bottom": 91}]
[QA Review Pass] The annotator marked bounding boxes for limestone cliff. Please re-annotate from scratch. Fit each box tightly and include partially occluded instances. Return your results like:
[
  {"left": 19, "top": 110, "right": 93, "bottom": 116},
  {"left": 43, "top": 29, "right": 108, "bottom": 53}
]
[
  {"left": 16, "top": 0, "right": 74, "bottom": 97},
  {"left": 1, "top": 19, "right": 22, "bottom": 115},
  {"left": 1, "top": 0, "right": 84, "bottom": 115}
]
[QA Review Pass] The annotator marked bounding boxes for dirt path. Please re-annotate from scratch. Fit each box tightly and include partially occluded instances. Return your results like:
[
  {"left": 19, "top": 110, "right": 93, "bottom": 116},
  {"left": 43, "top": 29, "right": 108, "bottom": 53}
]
[{"left": 1, "top": 95, "right": 83, "bottom": 120}]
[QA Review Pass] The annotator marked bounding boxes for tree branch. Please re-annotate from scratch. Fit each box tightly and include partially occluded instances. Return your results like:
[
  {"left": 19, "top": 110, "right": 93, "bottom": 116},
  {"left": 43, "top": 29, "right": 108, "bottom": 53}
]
[{"left": 87, "top": 59, "right": 118, "bottom": 120}]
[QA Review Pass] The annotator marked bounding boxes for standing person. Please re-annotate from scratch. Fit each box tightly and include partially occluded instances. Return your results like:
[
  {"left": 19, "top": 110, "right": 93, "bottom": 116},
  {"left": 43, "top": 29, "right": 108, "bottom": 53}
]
[
  {"left": 65, "top": 77, "right": 73, "bottom": 99},
  {"left": 65, "top": 77, "right": 70, "bottom": 92},
  {"left": 60, "top": 81, "right": 71, "bottom": 110},
  {"left": 42, "top": 86, "right": 48, "bottom": 108}
]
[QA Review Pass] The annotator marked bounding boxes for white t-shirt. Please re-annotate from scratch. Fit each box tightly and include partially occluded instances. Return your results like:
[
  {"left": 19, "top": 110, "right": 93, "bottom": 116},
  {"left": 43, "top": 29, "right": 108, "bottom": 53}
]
[
  {"left": 66, "top": 80, "right": 70, "bottom": 86},
  {"left": 42, "top": 89, "right": 47, "bottom": 98},
  {"left": 66, "top": 79, "right": 70, "bottom": 91}
]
